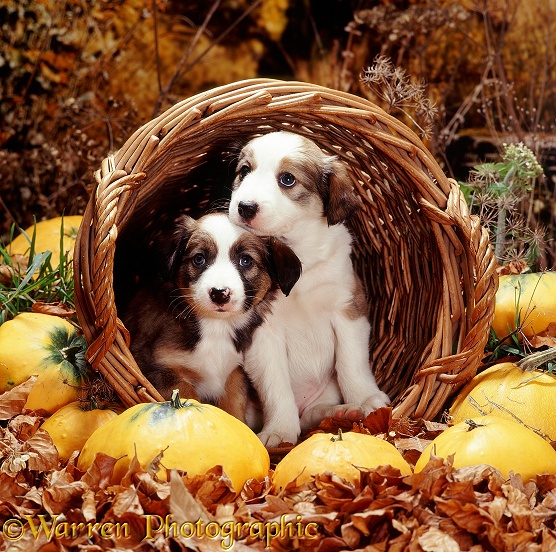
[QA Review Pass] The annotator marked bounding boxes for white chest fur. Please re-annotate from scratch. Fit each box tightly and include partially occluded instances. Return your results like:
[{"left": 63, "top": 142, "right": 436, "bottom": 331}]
[
  {"left": 193, "top": 318, "right": 244, "bottom": 398},
  {"left": 270, "top": 224, "right": 361, "bottom": 394},
  {"left": 155, "top": 317, "right": 244, "bottom": 402}
]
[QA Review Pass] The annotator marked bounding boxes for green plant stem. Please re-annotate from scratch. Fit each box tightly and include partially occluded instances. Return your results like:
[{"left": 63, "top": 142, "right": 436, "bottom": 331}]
[{"left": 495, "top": 206, "right": 506, "bottom": 263}]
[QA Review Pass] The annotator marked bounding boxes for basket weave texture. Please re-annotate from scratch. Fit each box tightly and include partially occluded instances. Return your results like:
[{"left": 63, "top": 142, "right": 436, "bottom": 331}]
[{"left": 74, "top": 78, "right": 498, "bottom": 421}]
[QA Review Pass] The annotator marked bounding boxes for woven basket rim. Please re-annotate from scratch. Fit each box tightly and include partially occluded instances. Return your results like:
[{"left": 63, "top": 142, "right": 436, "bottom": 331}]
[{"left": 74, "top": 78, "right": 499, "bottom": 421}]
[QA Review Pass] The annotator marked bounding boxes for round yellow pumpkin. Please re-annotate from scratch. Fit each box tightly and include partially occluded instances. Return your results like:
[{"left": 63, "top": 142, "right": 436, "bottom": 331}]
[
  {"left": 272, "top": 430, "right": 412, "bottom": 491},
  {"left": 491, "top": 272, "right": 556, "bottom": 341},
  {"left": 77, "top": 393, "right": 270, "bottom": 492},
  {"left": 0, "top": 312, "right": 91, "bottom": 413},
  {"left": 42, "top": 400, "right": 122, "bottom": 462},
  {"left": 449, "top": 362, "right": 556, "bottom": 441},
  {"left": 414, "top": 416, "right": 556, "bottom": 481},
  {"left": 8, "top": 215, "right": 83, "bottom": 264}
]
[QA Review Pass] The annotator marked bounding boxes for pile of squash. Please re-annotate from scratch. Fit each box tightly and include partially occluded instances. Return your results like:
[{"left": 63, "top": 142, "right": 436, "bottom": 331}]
[{"left": 2, "top": 217, "right": 556, "bottom": 492}]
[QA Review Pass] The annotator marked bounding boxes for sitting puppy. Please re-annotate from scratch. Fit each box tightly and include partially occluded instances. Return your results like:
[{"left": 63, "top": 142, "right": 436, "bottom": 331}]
[
  {"left": 229, "top": 131, "right": 390, "bottom": 446},
  {"left": 121, "top": 212, "right": 301, "bottom": 422}
]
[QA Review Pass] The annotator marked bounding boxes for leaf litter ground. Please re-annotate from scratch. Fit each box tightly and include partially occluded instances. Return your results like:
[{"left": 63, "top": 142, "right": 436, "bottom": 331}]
[{"left": 1, "top": 381, "right": 556, "bottom": 551}]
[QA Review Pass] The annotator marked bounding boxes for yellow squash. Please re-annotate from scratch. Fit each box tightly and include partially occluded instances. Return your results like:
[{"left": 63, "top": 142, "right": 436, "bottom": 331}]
[
  {"left": 272, "top": 430, "right": 412, "bottom": 491},
  {"left": 42, "top": 400, "right": 122, "bottom": 462},
  {"left": 77, "top": 393, "right": 270, "bottom": 492},
  {"left": 414, "top": 416, "right": 556, "bottom": 481},
  {"left": 491, "top": 272, "right": 556, "bottom": 341},
  {"left": 449, "top": 362, "right": 556, "bottom": 441},
  {"left": 8, "top": 215, "right": 83, "bottom": 265},
  {"left": 0, "top": 312, "right": 91, "bottom": 413}
]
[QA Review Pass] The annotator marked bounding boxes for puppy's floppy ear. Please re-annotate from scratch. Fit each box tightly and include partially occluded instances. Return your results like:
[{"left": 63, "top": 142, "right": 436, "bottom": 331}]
[
  {"left": 321, "top": 156, "right": 359, "bottom": 225},
  {"left": 157, "top": 214, "right": 197, "bottom": 281},
  {"left": 264, "top": 237, "right": 302, "bottom": 297}
]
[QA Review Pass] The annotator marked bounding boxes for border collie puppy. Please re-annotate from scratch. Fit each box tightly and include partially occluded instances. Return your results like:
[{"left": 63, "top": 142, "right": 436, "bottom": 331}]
[
  {"left": 121, "top": 212, "right": 301, "bottom": 421},
  {"left": 229, "top": 131, "right": 390, "bottom": 446}
]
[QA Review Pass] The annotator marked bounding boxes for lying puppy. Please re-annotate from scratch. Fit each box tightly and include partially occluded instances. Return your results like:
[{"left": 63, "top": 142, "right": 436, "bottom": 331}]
[
  {"left": 229, "top": 131, "right": 390, "bottom": 446},
  {"left": 121, "top": 212, "right": 301, "bottom": 421}
]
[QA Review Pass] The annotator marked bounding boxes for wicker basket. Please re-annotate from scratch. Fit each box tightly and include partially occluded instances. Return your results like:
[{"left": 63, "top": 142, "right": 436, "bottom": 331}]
[{"left": 74, "top": 78, "right": 498, "bottom": 421}]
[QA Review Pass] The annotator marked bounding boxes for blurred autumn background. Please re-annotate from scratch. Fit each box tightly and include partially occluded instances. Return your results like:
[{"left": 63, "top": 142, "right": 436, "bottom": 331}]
[{"left": 1, "top": 0, "right": 555, "bottom": 266}]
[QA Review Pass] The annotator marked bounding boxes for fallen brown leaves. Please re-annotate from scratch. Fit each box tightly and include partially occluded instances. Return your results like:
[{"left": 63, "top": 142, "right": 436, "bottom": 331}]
[{"left": 1, "top": 385, "right": 556, "bottom": 551}]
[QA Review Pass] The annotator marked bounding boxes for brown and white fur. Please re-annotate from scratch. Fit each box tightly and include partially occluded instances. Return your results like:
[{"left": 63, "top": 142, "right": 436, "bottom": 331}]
[
  {"left": 121, "top": 212, "right": 301, "bottom": 421},
  {"left": 229, "top": 131, "right": 390, "bottom": 446}
]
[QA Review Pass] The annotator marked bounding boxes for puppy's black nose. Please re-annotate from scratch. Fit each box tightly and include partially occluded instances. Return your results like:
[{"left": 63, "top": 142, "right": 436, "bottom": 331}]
[
  {"left": 238, "top": 201, "right": 258, "bottom": 221},
  {"left": 210, "top": 287, "right": 231, "bottom": 305}
]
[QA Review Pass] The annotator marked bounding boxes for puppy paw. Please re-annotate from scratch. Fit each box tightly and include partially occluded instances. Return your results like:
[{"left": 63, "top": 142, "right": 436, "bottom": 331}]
[
  {"left": 329, "top": 403, "right": 366, "bottom": 422},
  {"left": 362, "top": 391, "right": 391, "bottom": 414},
  {"left": 258, "top": 429, "right": 299, "bottom": 449}
]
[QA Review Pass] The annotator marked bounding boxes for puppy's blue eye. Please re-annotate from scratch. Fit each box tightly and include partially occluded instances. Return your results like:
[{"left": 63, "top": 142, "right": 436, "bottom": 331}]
[
  {"left": 239, "top": 165, "right": 251, "bottom": 180},
  {"left": 279, "top": 172, "right": 296, "bottom": 187},
  {"left": 239, "top": 254, "right": 253, "bottom": 268},
  {"left": 192, "top": 253, "right": 205, "bottom": 267}
]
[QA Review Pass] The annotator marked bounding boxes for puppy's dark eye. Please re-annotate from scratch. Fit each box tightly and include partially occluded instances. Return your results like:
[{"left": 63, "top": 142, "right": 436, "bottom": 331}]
[
  {"left": 279, "top": 172, "right": 296, "bottom": 188},
  {"left": 192, "top": 253, "right": 206, "bottom": 267},
  {"left": 238, "top": 254, "right": 253, "bottom": 268},
  {"left": 239, "top": 165, "right": 251, "bottom": 180}
]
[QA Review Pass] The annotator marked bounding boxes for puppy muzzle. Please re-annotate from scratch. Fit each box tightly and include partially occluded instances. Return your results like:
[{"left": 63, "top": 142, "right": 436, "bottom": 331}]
[
  {"left": 209, "top": 287, "right": 231, "bottom": 306},
  {"left": 237, "top": 201, "right": 258, "bottom": 222}
]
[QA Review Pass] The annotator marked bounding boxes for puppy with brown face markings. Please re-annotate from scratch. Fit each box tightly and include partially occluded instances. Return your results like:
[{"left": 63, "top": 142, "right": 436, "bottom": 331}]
[
  {"left": 121, "top": 212, "right": 301, "bottom": 422},
  {"left": 229, "top": 131, "right": 390, "bottom": 447}
]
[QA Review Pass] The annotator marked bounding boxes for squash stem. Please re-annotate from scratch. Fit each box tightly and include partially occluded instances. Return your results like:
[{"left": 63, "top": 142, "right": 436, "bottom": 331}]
[
  {"left": 60, "top": 344, "right": 84, "bottom": 365},
  {"left": 79, "top": 396, "right": 99, "bottom": 411},
  {"left": 464, "top": 419, "right": 484, "bottom": 431},
  {"left": 170, "top": 389, "right": 183, "bottom": 409},
  {"left": 331, "top": 428, "right": 344, "bottom": 442}
]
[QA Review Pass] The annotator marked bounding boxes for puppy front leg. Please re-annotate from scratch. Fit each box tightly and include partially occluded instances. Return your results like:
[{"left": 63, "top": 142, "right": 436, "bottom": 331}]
[
  {"left": 243, "top": 332, "right": 301, "bottom": 448},
  {"left": 333, "top": 314, "right": 390, "bottom": 413},
  {"left": 217, "top": 366, "right": 248, "bottom": 423}
]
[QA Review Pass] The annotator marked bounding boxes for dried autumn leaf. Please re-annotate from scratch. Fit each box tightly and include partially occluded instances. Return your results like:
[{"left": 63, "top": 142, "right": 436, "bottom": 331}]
[
  {"left": 110, "top": 485, "right": 145, "bottom": 517},
  {"left": 362, "top": 406, "right": 393, "bottom": 434},
  {"left": 0, "top": 376, "right": 38, "bottom": 420},
  {"left": 0, "top": 263, "right": 16, "bottom": 285},
  {"left": 9, "top": 414, "right": 42, "bottom": 441},
  {"left": 120, "top": 447, "right": 149, "bottom": 487},
  {"left": 23, "top": 428, "right": 58, "bottom": 472},
  {"left": 181, "top": 465, "right": 237, "bottom": 510},
  {"left": 0, "top": 254, "right": 28, "bottom": 284},
  {"left": 528, "top": 323, "right": 556, "bottom": 348},
  {"left": 134, "top": 470, "right": 172, "bottom": 502},
  {"left": 79, "top": 452, "right": 120, "bottom": 489},
  {"left": 81, "top": 488, "right": 97, "bottom": 522},
  {"left": 419, "top": 527, "right": 460, "bottom": 552},
  {"left": 31, "top": 301, "right": 76, "bottom": 317},
  {"left": 0, "top": 437, "right": 37, "bottom": 476},
  {"left": 423, "top": 420, "right": 449, "bottom": 433},
  {"left": 394, "top": 436, "right": 431, "bottom": 454},
  {"left": 497, "top": 260, "right": 529, "bottom": 275},
  {"left": 315, "top": 416, "right": 353, "bottom": 435},
  {"left": 42, "top": 470, "right": 89, "bottom": 515},
  {"left": 436, "top": 499, "right": 492, "bottom": 533},
  {"left": 240, "top": 475, "right": 272, "bottom": 503},
  {"left": 0, "top": 473, "right": 34, "bottom": 519}
]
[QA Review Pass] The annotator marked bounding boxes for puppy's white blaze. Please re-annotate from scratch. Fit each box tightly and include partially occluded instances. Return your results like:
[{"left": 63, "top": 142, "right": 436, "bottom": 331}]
[
  {"left": 230, "top": 133, "right": 322, "bottom": 236},
  {"left": 195, "top": 215, "right": 247, "bottom": 315},
  {"left": 230, "top": 168, "right": 296, "bottom": 236}
]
